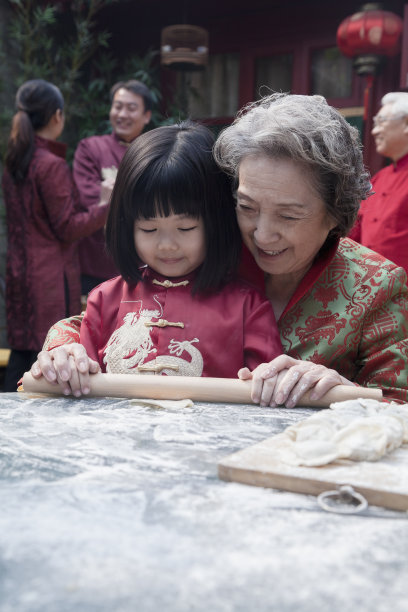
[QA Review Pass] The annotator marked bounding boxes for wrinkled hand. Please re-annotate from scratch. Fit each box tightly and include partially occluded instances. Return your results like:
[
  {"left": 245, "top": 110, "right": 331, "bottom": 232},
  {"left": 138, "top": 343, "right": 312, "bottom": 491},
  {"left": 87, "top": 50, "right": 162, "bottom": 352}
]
[
  {"left": 238, "top": 355, "right": 354, "bottom": 408},
  {"left": 30, "top": 343, "right": 100, "bottom": 397},
  {"left": 99, "top": 177, "right": 115, "bottom": 205}
]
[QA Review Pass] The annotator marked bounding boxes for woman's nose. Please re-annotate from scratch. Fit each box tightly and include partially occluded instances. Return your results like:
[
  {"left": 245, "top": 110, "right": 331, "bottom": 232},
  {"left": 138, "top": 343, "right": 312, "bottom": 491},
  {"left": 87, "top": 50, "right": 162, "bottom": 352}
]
[{"left": 254, "top": 222, "right": 280, "bottom": 246}]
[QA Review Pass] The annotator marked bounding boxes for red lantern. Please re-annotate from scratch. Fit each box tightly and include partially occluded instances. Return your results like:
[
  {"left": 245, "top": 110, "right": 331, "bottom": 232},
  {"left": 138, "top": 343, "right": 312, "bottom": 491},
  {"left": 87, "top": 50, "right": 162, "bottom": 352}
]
[{"left": 337, "top": 4, "right": 403, "bottom": 74}]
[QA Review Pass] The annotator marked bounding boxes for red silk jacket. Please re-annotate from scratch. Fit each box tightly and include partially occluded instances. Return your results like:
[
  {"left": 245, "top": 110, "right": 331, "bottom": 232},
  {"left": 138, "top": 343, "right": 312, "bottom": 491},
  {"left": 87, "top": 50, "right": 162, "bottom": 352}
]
[
  {"left": 349, "top": 153, "right": 408, "bottom": 277},
  {"left": 79, "top": 269, "right": 282, "bottom": 377}
]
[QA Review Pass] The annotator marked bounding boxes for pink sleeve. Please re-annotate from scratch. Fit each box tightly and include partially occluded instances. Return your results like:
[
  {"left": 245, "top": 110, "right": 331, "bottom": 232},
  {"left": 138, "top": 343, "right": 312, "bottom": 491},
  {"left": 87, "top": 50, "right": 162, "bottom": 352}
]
[{"left": 243, "top": 289, "right": 283, "bottom": 371}]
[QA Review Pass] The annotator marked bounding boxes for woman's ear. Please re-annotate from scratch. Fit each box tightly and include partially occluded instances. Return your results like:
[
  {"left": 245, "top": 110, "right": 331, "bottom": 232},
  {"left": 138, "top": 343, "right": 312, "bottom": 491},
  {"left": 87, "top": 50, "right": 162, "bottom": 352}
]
[
  {"left": 53, "top": 108, "right": 65, "bottom": 137},
  {"left": 55, "top": 108, "right": 64, "bottom": 124}
]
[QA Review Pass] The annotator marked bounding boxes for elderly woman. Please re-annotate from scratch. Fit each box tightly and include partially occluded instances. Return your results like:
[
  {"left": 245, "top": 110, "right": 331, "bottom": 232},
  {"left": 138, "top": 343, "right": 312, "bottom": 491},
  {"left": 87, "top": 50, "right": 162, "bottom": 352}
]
[{"left": 31, "top": 94, "right": 408, "bottom": 404}]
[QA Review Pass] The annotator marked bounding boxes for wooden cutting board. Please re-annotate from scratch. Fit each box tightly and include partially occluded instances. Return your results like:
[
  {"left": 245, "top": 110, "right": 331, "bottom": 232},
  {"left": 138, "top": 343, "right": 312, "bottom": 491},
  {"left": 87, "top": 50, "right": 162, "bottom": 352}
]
[{"left": 218, "top": 435, "right": 408, "bottom": 511}]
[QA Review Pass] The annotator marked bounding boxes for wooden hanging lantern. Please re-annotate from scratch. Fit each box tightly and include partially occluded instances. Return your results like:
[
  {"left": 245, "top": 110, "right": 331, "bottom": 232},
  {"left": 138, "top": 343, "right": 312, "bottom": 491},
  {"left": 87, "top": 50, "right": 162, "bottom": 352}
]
[{"left": 161, "top": 25, "right": 209, "bottom": 71}]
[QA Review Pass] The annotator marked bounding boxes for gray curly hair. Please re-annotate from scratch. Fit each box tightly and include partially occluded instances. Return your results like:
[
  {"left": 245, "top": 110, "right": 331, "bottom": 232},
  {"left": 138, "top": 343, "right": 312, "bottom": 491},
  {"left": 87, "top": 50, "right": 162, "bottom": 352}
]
[{"left": 213, "top": 93, "right": 372, "bottom": 239}]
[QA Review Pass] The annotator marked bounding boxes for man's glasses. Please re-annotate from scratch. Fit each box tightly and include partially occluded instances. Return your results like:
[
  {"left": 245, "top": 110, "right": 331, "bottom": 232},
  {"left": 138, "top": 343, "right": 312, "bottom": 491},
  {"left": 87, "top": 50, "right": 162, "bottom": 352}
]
[{"left": 372, "top": 114, "right": 406, "bottom": 127}]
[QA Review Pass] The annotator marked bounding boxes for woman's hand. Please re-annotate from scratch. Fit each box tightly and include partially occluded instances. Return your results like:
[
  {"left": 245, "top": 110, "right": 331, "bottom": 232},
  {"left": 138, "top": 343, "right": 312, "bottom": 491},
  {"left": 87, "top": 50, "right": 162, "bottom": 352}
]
[
  {"left": 238, "top": 355, "right": 354, "bottom": 408},
  {"left": 30, "top": 343, "right": 100, "bottom": 397}
]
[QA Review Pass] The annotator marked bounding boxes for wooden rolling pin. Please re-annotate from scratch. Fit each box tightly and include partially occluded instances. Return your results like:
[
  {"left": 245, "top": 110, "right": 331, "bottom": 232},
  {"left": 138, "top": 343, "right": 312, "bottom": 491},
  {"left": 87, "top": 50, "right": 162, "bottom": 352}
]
[{"left": 21, "top": 372, "right": 383, "bottom": 407}]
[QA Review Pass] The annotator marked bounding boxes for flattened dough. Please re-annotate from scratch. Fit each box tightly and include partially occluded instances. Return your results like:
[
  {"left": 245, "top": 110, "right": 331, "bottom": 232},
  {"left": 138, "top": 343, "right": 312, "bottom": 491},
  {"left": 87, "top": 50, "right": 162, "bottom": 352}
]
[{"left": 273, "top": 399, "right": 408, "bottom": 467}]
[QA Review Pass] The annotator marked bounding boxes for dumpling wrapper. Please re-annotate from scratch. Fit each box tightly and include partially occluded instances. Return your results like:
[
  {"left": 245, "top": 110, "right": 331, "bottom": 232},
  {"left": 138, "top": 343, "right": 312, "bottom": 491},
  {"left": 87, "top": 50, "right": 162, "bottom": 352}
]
[
  {"left": 272, "top": 400, "right": 407, "bottom": 467},
  {"left": 333, "top": 415, "right": 403, "bottom": 461}
]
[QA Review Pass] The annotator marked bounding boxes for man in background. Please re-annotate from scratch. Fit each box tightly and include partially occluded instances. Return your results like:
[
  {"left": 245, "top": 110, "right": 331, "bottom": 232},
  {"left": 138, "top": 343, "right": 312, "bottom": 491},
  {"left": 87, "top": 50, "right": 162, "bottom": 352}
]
[
  {"left": 350, "top": 92, "right": 408, "bottom": 278},
  {"left": 74, "top": 80, "right": 153, "bottom": 294}
]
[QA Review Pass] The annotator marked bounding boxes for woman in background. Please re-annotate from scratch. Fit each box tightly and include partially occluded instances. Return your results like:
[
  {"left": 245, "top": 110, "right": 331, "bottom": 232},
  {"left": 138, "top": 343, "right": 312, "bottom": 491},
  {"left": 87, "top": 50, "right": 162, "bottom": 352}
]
[{"left": 2, "top": 79, "right": 111, "bottom": 390}]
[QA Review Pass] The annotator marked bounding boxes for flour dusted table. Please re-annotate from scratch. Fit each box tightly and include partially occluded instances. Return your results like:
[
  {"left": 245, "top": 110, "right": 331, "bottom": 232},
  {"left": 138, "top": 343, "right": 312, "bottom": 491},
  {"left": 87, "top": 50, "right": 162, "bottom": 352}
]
[{"left": 0, "top": 392, "right": 406, "bottom": 612}]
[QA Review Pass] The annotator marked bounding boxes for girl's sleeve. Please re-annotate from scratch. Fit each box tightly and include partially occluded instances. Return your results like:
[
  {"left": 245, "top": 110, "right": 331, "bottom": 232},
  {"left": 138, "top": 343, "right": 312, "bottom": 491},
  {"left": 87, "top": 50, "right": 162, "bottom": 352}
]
[
  {"left": 79, "top": 289, "right": 104, "bottom": 366},
  {"left": 243, "top": 288, "right": 283, "bottom": 371},
  {"left": 37, "top": 156, "right": 108, "bottom": 243},
  {"left": 354, "top": 265, "right": 408, "bottom": 403}
]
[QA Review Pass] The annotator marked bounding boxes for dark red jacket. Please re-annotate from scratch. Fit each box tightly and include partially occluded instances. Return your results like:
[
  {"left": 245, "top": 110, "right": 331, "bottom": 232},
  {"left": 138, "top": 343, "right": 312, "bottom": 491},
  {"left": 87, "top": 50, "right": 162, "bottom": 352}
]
[
  {"left": 2, "top": 136, "right": 108, "bottom": 351},
  {"left": 73, "top": 132, "right": 128, "bottom": 279}
]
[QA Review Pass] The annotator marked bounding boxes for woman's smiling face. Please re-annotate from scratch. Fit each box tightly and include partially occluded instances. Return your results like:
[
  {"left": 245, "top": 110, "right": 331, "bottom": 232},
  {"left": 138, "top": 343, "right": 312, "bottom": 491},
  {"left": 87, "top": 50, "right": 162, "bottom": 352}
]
[{"left": 236, "top": 155, "right": 336, "bottom": 286}]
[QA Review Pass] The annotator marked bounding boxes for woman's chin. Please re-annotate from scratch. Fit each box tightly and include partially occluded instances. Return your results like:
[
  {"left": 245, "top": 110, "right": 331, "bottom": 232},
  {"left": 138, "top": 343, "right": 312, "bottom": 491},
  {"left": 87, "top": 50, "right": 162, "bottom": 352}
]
[{"left": 255, "top": 247, "right": 288, "bottom": 272}]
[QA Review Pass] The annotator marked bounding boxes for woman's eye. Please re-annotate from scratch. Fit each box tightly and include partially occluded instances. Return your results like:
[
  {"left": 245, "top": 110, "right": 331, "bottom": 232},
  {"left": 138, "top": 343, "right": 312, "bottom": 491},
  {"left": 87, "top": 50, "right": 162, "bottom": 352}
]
[
  {"left": 139, "top": 228, "right": 156, "bottom": 233},
  {"left": 237, "top": 203, "right": 256, "bottom": 213},
  {"left": 280, "top": 215, "right": 299, "bottom": 221},
  {"left": 178, "top": 226, "right": 197, "bottom": 232}
]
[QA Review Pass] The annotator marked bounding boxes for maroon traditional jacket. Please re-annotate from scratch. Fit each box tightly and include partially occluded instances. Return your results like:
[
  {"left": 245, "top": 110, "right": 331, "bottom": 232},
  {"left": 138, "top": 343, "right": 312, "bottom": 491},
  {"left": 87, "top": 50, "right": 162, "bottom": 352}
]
[
  {"left": 79, "top": 269, "right": 283, "bottom": 377},
  {"left": 2, "top": 136, "right": 108, "bottom": 351},
  {"left": 73, "top": 132, "right": 128, "bottom": 280}
]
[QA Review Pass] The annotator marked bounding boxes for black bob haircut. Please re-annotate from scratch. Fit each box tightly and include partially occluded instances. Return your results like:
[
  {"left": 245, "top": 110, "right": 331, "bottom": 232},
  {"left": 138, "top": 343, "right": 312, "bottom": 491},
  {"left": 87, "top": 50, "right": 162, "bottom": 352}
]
[{"left": 105, "top": 120, "right": 242, "bottom": 294}]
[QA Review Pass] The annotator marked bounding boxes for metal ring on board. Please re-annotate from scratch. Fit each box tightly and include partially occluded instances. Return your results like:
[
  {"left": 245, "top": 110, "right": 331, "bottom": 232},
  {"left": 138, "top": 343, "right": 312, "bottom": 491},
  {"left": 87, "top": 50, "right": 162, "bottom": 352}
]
[{"left": 317, "top": 485, "right": 368, "bottom": 514}]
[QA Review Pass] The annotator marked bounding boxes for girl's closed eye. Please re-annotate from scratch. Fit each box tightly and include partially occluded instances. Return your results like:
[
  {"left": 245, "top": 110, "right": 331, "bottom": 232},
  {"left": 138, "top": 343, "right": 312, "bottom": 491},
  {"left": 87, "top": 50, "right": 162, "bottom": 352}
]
[
  {"left": 134, "top": 220, "right": 157, "bottom": 233},
  {"left": 178, "top": 225, "right": 198, "bottom": 232}
]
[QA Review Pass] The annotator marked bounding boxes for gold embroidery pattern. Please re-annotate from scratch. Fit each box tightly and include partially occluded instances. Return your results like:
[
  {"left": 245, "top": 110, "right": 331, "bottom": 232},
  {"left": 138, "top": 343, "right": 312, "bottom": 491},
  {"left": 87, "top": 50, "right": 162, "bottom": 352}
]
[
  {"left": 104, "top": 298, "right": 203, "bottom": 376},
  {"left": 152, "top": 279, "right": 189, "bottom": 288},
  {"left": 136, "top": 339, "right": 202, "bottom": 376},
  {"left": 145, "top": 319, "right": 184, "bottom": 328},
  {"left": 137, "top": 363, "right": 179, "bottom": 373}
]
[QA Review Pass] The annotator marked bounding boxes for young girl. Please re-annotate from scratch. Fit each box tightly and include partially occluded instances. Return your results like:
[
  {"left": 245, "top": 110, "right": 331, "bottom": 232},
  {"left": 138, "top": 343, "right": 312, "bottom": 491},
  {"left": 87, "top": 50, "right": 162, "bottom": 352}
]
[{"left": 32, "top": 121, "right": 282, "bottom": 393}]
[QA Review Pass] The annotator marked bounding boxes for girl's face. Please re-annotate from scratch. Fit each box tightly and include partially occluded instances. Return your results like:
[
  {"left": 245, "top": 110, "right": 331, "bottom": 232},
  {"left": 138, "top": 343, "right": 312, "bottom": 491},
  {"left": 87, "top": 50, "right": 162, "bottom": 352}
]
[{"left": 133, "top": 213, "right": 206, "bottom": 278}]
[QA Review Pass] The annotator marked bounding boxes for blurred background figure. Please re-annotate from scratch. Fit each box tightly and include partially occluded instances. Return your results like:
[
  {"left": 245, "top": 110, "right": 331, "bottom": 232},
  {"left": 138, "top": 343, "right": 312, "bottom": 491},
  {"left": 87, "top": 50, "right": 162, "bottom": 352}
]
[
  {"left": 73, "top": 80, "right": 153, "bottom": 294},
  {"left": 2, "top": 79, "right": 111, "bottom": 391},
  {"left": 350, "top": 92, "right": 408, "bottom": 277}
]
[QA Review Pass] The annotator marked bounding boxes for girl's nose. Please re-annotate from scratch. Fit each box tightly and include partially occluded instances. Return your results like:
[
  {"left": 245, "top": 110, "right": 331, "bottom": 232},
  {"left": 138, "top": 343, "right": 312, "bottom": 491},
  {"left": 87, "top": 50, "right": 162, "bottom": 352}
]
[{"left": 158, "top": 233, "right": 178, "bottom": 250}]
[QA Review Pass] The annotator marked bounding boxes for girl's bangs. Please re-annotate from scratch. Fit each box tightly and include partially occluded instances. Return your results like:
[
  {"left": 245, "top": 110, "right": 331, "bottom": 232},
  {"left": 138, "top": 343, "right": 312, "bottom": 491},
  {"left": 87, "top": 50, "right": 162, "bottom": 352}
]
[{"left": 131, "top": 169, "right": 205, "bottom": 220}]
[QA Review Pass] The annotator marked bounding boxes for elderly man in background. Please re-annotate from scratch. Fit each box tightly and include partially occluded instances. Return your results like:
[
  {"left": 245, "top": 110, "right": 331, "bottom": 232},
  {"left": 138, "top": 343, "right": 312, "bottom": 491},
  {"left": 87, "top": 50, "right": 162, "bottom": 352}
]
[
  {"left": 350, "top": 92, "right": 408, "bottom": 277},
  {"left": 74, "top": 80, "right": 153, "bottom": 293}
]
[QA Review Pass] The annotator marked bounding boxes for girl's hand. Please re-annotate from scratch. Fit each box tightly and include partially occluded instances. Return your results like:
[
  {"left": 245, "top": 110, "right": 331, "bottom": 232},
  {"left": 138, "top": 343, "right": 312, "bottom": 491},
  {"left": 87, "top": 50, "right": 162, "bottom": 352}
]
[
  {"left": 238, "top": 355, "right": 354, "bottom": 408},
  {"left": 30, "top": 343, "right": 100, "bottom": 397}
]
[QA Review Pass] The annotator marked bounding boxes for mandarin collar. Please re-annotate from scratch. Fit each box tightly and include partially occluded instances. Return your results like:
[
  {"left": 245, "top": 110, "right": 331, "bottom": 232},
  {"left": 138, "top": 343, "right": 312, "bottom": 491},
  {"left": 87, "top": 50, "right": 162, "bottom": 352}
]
[
  {"left": 279, "top": 237, "right": 340, "bottom": 320},
  {"left": 112, "top": 131, "right": 132, "bottom": 148},
  {"left": 392, "top": 152, "right": 408, "bottom": 171},
  {"left": 142, "top": 267, "right": 197, "bottom": 286},
  {"left": 35, "top": 135, "right": 67, "bottom": 159}
]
